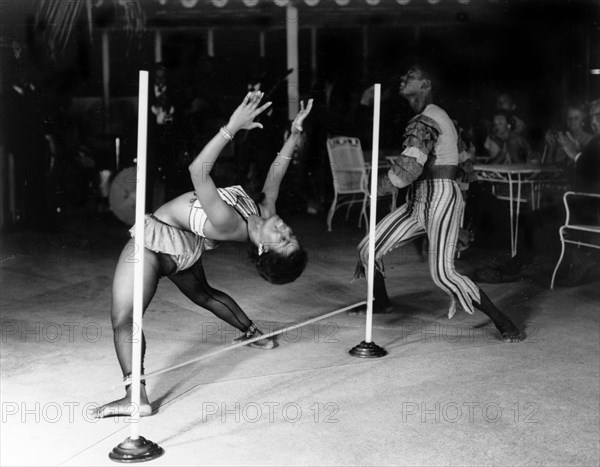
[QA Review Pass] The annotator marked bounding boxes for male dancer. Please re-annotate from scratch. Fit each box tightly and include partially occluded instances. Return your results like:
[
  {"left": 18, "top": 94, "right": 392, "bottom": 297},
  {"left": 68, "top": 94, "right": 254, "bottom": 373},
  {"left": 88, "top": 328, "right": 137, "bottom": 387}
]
[{"left": 356, "top": 61, "right": 524, "bottom": 342}]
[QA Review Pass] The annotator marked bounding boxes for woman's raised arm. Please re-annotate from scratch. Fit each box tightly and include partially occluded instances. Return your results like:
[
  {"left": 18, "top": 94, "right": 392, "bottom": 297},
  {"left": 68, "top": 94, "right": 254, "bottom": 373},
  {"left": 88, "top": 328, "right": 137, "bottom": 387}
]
[
  {"left": 260, "top": 99, "right": 313, "bottom": 214},
  {"left": 188, "top": 91, "right": 271, "bottom": 233}
]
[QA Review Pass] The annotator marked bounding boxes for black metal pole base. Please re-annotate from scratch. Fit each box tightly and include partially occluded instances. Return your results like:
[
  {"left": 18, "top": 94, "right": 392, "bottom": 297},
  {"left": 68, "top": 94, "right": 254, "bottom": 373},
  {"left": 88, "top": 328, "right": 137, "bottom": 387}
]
[
  {"left": 109, "top": 436, "right": 164, "bottom": 463},
  {"left": 349, "top": 341, "right": 387, "bottom": 358}
]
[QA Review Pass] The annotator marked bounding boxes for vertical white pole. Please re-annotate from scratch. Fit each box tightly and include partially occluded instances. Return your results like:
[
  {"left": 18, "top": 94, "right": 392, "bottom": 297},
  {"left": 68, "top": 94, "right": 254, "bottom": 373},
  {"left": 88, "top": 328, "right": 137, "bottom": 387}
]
[
  {"left": 0, "top": 146, "right": 5, "bottom": 228},
  {"left": 286, "top": 5, "right": 299, "bottom": 121},
  {"left": 8, "top": 152, "right": 16, "bottom": 222},
  {"left": 155, "top": 29, "right": 162, "bottom": 63},
  {"left": 130, "top": 70, "right": 149, "bottom": 440},
  {"left": 102, "top": 30, "right": 110, "bottom": 133},
  {"left": 310, "top": 26, "right": 317, "bottom": 88},
  {"left": 115, "top": 137, "right": 120, "bottom": 171},
  {"left": 362, "top": 25, "right": 368, "bottom": 80},
  {"left": 365, "top": 84, "right": 381, "bottom": 344},
  {"left": 207, "top": 28, "right": 215, "bottom": 57},
  {"left": 259, "top": 30, "right": 266, "bottom": 58}
]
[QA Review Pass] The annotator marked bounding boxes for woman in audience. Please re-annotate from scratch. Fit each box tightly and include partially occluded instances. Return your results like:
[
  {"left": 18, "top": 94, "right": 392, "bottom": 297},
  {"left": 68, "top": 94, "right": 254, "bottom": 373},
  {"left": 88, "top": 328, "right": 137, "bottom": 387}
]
[{"left": 544, "top": 102, "right": 593, "bottom": 165}]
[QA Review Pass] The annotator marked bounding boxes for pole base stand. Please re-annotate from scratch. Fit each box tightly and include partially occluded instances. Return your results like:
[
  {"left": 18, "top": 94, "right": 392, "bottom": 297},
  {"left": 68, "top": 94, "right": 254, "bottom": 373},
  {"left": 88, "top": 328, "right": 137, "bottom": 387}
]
[
  {"left": 349, "top": 341, "right": 387, "bottom": 358},
  {"left": 109, "top": 436, "right": 164, "bottom": 463}
]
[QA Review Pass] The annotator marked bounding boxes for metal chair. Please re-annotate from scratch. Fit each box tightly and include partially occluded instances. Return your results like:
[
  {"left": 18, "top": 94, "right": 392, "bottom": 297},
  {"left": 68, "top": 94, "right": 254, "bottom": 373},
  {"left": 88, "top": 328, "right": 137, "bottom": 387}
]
[
  {"left": 550, "top": 191, "right": 600, "bottom": 289},
  {"left": 326, "top": 136, "right": 370, "bottom": 231}
]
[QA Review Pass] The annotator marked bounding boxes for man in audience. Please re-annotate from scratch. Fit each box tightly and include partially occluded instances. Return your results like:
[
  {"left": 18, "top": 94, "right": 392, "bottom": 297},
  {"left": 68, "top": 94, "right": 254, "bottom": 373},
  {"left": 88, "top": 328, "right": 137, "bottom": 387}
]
[
  {"left": 484, "top": 110, "right": 531, "bottom": 164},
  {"left": 496, "top": 92, "right": 526, "bottom": 135}
]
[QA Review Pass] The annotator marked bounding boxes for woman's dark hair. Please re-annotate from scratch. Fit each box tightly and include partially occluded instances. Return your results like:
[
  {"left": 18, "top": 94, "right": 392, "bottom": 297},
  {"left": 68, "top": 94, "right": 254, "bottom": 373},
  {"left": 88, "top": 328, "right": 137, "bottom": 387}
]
[{"left": 248, "top": 244, "right": 308, "bottom": 285}]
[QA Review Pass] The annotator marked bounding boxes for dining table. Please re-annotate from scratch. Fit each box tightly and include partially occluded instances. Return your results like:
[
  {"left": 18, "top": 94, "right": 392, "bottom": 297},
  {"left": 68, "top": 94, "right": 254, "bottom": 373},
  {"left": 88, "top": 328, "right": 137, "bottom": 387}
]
[{"left": 473, "top": 163, "right": 566, "bottom": 257}]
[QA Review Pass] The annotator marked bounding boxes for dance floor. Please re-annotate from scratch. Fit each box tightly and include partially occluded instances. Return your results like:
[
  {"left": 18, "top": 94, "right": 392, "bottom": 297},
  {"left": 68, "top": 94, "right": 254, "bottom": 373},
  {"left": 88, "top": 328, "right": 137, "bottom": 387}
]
[{"left": 1, "top": 210, "right": 599, "bottom": 466}]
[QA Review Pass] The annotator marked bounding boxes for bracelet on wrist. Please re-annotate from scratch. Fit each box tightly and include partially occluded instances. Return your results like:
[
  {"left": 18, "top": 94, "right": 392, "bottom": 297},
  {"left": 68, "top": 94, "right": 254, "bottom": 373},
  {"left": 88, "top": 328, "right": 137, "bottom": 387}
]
[
  {"left": 219, "top": 126, "right": 234, "bottom": 141},
  {"left": 277, "top": 152, "right": 292, "bottom": 160}
]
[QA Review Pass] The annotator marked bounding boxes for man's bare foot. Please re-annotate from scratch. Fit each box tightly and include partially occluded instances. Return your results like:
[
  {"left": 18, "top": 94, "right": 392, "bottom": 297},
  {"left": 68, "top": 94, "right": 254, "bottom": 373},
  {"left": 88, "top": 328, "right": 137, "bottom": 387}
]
[
  {"left": 92, "top": 386, "right": 152, "bottom": 418},
  {"left": 495, "top": 320, "right": 525, "bottom": 343}
]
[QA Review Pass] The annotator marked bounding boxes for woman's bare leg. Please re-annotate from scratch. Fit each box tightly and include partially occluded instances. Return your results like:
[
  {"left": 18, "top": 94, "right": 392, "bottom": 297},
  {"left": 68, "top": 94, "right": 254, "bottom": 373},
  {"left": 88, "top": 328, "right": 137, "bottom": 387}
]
[{"left": 93, "top": 239, "right": 175, "bottom": 418}]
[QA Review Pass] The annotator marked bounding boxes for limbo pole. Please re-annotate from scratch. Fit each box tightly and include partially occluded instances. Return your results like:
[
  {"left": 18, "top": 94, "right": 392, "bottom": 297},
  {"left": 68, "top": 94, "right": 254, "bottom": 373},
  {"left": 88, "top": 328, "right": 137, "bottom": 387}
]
[
  {"left": 350, "top": 84, "right": 387, "bottom": 359},
  {"left": 114, "top": 301, "right": 367, "bottom": 387},
  {"left": 109, "top": 70, "right": 164, "bottom": 463}
]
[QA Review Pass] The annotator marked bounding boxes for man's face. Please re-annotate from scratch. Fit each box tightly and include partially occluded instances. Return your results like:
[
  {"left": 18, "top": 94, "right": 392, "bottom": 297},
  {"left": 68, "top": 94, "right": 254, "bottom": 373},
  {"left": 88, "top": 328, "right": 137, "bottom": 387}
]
[
  {"left": 492, "top": 115, "right": 510, "bottom": 137},
  {"left": 497, "top": 94, "right": 516, "bottom": 111},
  {"left": 399, "top": 67, "right": 428, "bottom": 97},
  {"left": 589, "top": 103, "right": 600, "bottom": 136}
]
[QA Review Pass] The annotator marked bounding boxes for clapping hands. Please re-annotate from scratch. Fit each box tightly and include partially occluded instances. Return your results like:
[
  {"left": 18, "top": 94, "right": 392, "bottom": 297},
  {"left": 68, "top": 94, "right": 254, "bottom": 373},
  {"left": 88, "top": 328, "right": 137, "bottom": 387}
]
[
  {"left": 544, "top": 130, "right": 558, "bottom": 146},
  {"left": 556, "top": 131, "right": 580, "bottom": 160}
]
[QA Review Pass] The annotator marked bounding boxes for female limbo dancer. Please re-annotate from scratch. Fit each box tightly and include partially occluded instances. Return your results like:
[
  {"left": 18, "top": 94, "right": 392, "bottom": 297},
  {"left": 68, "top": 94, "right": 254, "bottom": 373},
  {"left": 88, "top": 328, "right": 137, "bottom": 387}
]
[{"left": 94, "top": 91, "right": 313, "bottom": 418}]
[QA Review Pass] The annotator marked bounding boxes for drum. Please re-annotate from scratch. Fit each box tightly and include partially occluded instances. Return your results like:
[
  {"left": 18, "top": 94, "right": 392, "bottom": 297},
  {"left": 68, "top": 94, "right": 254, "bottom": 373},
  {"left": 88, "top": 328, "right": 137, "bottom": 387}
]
[
  {"left": 108, "top": 167, "right": 137, "bottom": 226},
  {"left": 108, "top": 167, "right": 166, "bottom": 226}
]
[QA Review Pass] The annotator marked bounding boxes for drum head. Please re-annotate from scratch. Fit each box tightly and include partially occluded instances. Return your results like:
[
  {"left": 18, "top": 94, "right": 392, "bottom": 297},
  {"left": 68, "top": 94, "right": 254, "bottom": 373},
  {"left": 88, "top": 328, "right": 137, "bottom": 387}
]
[{"left": 109, "top": 167, "right": 137, "bottom": 226}]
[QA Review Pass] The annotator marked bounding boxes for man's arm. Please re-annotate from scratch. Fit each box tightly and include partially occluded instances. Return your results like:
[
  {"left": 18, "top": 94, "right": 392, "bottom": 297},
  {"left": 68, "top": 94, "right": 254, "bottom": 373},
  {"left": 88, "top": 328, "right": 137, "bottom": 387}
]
[{"left": 387, "top": 114, "right": 441, "bottom": 189}]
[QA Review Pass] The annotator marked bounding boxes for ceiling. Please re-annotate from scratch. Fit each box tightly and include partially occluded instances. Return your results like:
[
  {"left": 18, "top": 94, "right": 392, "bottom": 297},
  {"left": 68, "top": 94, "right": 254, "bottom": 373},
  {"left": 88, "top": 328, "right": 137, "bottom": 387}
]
[{"left": 142, "top": 0, "right": 598, "bottom": 29}]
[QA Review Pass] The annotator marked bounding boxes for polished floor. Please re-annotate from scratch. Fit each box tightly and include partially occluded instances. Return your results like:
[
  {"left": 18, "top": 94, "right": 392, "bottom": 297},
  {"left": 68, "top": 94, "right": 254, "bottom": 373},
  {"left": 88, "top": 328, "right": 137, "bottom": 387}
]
[{"left": 1, "top": 207, "right": 599, "bottom": 466}]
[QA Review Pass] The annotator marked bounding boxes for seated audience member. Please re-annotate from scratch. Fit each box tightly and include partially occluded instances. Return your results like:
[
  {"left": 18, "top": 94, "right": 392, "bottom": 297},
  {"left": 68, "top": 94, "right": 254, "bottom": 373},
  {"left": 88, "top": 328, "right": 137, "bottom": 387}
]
[
  {"left": 455, "top": 121, "right": 477, "bottom": 193},
  {"left": 496, "top": 92, "right": 526, "bottom": 135},
  {"left": 475, "top": 99, "right": 600, "bottom": 285},
  {"left": 557, "top": 99, "right": 600, "bottom": 192},
  {"left": 484, "top": 110, "right": 531, "bottom": 164},
  {"left": 544, "top": 102, "right": 593, "bottom": 165}
]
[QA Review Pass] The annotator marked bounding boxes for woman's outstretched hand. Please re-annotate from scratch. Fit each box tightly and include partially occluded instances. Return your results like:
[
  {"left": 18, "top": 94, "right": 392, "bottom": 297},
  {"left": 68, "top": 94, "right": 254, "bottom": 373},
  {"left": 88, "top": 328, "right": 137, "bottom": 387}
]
[
  {"left": 291, "top": 99, "right": 314, "bottom": 135},
  {"left": 226, "top": 91, "right": 272, "bottom": 135}
]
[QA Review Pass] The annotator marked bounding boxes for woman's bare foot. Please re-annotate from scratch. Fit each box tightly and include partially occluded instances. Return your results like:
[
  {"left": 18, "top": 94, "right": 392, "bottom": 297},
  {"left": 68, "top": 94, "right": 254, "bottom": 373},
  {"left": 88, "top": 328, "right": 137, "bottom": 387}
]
[
  {"left": 233, "top": 323, "right": 278, "bottom": 350},
  {"left": 92, "top": 385, "right": 153, "bottom": 418},
  {"left": 248, "top": 335, "right": 277, "bottom": 349},
  {"left": 234, "top": 330, "right": 277, "bottom": 349}
]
